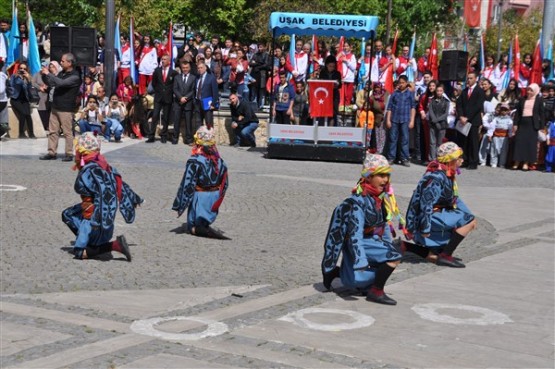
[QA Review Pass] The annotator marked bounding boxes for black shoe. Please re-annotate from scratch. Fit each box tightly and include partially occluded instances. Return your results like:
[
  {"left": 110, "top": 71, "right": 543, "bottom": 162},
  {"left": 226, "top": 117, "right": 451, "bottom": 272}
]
[
  {"left": 323, "top": 267, "right": 340, "bottom": 290},
  {"left": 19, "top": 135, "right": 28, "bottom": 139},
  {"left": 193, "top": 226, "right": 231, "bottom": 240},
  {"left": 39, "top": 153, "right": 57, "bottom": 160},
  {"left": 401, "top": 160, "right": 410, "bottom": 167},
  {"left": 116, "top": 235, "right": 132, "bottom": 262},
  {"left": 160, "top": 138, "right": 167, "bottom": 144},
  {"left": 146, "top": 138, "right": 155, "bottom": 143},
  {"left": 467, "top": 165, "right": 477, "bottom": 170},
  {"left": 172, "top": 139, "right": 178, "bottom": 145},
  {"left": 61, "top": 155, "right": 74, "bottom": 162},
  {"left": 436, "top": 254, "right": 466, "bottom": 268},
  {"left": 28, "top": 135, "right": 37, "bottom": 139},
  {"left": 366, "top": 290, "right": 397, "bottom": 305}
]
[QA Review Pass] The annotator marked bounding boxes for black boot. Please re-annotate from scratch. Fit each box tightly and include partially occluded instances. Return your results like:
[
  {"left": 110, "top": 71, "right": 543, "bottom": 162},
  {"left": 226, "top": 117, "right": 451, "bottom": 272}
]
[
  {"left": 194, "top": 225, "right": 231, "bottom": 240},
  {"left": 322, "top": 267, "right": 340, "bottom": 290}
]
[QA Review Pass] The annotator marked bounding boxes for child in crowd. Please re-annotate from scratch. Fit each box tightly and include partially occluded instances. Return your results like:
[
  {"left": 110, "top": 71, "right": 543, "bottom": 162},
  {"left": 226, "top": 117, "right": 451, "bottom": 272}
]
[
  {"left": 62, "top": 132, "right": 143, "bottom": 261},
  {"left": 428, "top": 84, "right": 450, "bottom": 161},
  {"left": 104, "top": 93, "right": 126, "bottom": 142},
  {"left": 479, "top": 102, "right": 499, "bottom": 166},
  {"left": 78, "top": 96, "right": 107, "bottom": 140},
  {"left": 486, "top": 103, "right": 513, "bottom": 168}
]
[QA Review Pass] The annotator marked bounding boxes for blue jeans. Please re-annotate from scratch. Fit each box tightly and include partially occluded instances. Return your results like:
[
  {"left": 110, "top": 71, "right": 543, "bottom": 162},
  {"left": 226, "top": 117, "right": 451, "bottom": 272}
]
[
  {"left": 105, "top": 118, "right": 124, "bottom": 141},
  {"left": 388, "top": 121, "right": 410, "bottom": 161},
  {"left": 237, "top": 83, "right": 249, "bottom": 102},
  {"left": 79, "top": 120, "right": 111, "bottom": 141},
  {"left": 234, "top": 122, "right": 258, "bottom": 146}
]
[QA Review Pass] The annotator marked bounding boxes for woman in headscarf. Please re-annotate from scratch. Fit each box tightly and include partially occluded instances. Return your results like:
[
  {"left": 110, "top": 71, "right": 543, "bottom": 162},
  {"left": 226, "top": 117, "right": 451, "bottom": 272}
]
[
  {"left": 403, "top": 142, "right": 477, "bottom": 268},
  {"left": 512, "top": 83, "right": 545, "bottom": 170},
  {"left": 321, "top": 154, "right": 406, "bottom": 305},
  {"left": 172, "top": 126, "right": 229, "bottom": 239},
  {"left": 62, "top": 132, "right": 143, "bottom": 261},
  {"left": 368, "top": 82, "right": 388, "bottom": 153}
]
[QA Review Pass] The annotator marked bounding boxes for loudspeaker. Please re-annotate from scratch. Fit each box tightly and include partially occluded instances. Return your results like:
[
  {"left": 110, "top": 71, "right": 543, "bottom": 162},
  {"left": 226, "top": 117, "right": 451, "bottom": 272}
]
[
  {"left": 49, "top": 27, "right": 70, "bottom": 63},
  {"left": 49, "top": 26, "right": 97, "bottom": 66},
  {"left": 71, "top": 27, "right": 97, "bottom": 66},
  {"left": 439, "top": 50, "right": 468, "bottom": 81}
]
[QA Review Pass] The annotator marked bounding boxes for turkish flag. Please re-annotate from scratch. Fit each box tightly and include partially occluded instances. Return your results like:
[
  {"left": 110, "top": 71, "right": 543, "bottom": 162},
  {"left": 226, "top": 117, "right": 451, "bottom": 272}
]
[
  {"left": 464, "top": 0, "right": 481, "bottom": 28},
  {"left": 309, "top": 80, "right": 334, "bottom": 118},
  {"left": 529, "top": 37, "right": 543, "bottom": 85}
]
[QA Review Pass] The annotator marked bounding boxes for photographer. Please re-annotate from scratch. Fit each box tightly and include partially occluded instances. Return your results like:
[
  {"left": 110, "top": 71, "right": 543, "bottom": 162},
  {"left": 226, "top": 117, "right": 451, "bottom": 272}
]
[
  {"left": 77, "top": 95, "right": 107, "bottom": 141},
  {"left": 10, "top": 62, "right": 36, "bottom": 139},
  {"left": 104, "top": 93, "right": 125, "bottom": 142}
]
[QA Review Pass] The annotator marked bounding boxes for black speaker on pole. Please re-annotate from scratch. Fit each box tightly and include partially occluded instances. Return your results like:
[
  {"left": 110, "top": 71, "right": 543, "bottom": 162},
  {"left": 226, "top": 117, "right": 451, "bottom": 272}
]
[
  {"left": 71, "top": 27, "right": 97, "bottom": 66},
  {"left": 49, "top": 27, "right": 71, "bottom": 63},
  {"left": 49, "top": 26, "right": 97, "bottom": 66},
  {"left": 439, "top": 50, "right": 468, "bottom": 81}
]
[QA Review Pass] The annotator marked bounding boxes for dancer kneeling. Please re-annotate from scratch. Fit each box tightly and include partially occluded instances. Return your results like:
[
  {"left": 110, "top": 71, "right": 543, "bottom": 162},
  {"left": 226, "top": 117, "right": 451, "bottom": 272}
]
[
  {"left": 321, "top": 154, "right": 406, "bottom": 305},
  {"left": 62, "top": 132, "right": 143, "bottom": 261},
  {"left": 404, "top": 142, "right": 477, "bottom": 268},
  {"left": 172, "top": 126, "right": 229, "bottom": 239}
]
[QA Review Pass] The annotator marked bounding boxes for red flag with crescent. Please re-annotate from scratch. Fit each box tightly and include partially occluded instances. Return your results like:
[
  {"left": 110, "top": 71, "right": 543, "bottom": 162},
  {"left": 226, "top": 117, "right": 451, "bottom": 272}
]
[
  {"left": 309, "top": 80, "right": 334, "bottom": 118},
  {"left": 429, "top": 33, "right": 439, "bottom": 80},
  {"left": 513, "top": 34, "right": 520, "bottom": 84},
  {"left": 530, "top": 36, "right": 543, "bottom": 85},
  {"left": 464, "top": 0, "right": 481, "bottom": 28}
]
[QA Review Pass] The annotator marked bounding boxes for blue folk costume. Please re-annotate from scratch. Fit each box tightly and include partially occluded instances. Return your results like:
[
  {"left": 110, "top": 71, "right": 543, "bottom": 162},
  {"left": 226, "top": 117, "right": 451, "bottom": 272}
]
[
  {"left": 62, "top": 132, "right": 142, "bottom": 260},
  {"left": 321, "top": 154, "right": 405, "bottom": 305},
  {"left": 404, "top": 142, "right": 475, "bottom": 268},
  {"left": 172, "top": 126, "right": 229, "bottom": 239}
]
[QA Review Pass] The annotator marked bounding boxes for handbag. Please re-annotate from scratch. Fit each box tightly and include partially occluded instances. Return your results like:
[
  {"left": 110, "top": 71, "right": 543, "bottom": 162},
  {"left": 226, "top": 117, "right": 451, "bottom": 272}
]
[{"left": 27, "top": 84, "right": 40, "bottom": 104}]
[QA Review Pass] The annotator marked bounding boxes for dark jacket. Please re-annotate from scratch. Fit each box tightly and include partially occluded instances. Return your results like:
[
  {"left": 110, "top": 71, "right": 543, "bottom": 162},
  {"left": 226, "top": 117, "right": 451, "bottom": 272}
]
[
  {"left": 428, "top": 97, "right": 450, "bottom": 129},
  {"left": 152, "top": 66, "right": 178, "bottom": 104},
  {"left": 514, "top": 96, "right": 545, "bottom": 131},
  {"left": 230, "top": 100, "right": 259, "bottom": 124},
  {"left": 173, "top": 72, "right": 197, "bottom": 111},
  {"left": 456, "top": 84, "right": 486, "bottom": 126},
  {"left": 43, "top": 68, "right": 81, "bottom": 112},
  {"left": 9, "top": 75, "right": 29, "bottom": 101},
  {"left": 195, "top": 72, "right": 219, "bottom": 109}
]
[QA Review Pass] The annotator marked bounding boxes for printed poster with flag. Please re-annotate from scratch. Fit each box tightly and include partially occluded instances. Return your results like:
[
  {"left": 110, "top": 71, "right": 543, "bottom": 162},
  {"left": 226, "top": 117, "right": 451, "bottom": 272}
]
[
  {"left": 308, "top": 79, "right": 334, "bottom": 118},
  {"left": 464, "top": 0, "right": 481, "bottom": 28}
]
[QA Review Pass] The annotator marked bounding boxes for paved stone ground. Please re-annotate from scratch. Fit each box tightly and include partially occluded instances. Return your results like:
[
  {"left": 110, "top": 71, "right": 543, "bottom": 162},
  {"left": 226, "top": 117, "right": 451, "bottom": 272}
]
[{"left": 1, "top": 137, "right": 554, "bottom": 368}]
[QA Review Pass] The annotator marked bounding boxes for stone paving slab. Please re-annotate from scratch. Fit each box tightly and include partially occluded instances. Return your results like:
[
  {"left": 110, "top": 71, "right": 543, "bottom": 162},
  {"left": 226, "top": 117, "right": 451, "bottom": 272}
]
[{"left": 120, "top": 353, "right": 242, "bottom": 368}]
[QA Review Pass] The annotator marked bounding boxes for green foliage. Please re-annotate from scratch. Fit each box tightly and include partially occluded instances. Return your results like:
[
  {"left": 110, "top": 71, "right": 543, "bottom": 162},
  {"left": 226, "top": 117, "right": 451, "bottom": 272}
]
[{"left": 484, "top": 8, "right": 542, "bottom": 58}]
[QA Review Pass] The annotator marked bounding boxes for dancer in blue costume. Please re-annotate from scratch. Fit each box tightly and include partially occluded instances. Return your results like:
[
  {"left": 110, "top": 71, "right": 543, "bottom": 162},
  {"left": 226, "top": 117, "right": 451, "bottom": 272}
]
[
  {"left": 321, "top": 154, "right": 406, "bottom": 305},
  {"left": 172, "top": 126, "right": 229, "bottom": 239},
  {"left": 404, "top": 142, "right": 477, "bottom": 268},
  {"left": 62, "top": 132, "right": 143, "bottom": 261}
]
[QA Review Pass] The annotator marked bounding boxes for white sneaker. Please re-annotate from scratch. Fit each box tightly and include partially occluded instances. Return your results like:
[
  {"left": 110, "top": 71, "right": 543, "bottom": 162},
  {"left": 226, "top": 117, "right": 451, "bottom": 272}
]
[
  {"left": 479, "top": 163, "right": 486, "bottom": 166},
  {"left": 491, "top": 164, "right": 497, "bottom": 168}
]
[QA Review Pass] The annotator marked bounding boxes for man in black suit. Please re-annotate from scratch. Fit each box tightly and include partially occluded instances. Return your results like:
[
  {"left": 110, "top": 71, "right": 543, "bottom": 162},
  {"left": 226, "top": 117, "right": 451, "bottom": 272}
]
[
  {"left": 194, "top": 62, "right": 219, "bottom": 129},
  {"left": 148, "top": 55, "right": 178, "bottom": 143},
  {"left": 456, "top": 72, "right": 485, "bottom": 169},
  {"left": 172, "top": 61, "right": 197, "bottom": 145}
]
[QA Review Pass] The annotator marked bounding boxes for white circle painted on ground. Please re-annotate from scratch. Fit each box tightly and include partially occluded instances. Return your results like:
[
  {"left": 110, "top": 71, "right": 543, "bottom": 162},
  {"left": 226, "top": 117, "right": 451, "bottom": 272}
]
[
  {"left": 0, "top": 184, "right": 27, "bottom": 192},
  {"left": 279, "top": 307, "right": 375, "bottom": 332},
  {"left": 412, "top": 303, "right": 512, "bottom": 326},
  {"left": 130, "top": 316, "right": 228, "bottom": 341}
]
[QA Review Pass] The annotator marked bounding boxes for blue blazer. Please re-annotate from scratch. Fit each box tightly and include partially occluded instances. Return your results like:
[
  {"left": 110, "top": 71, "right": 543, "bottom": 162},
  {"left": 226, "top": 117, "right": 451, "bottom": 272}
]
[{"left": 195, "top": 72, "right": 219, "bottom": 109}]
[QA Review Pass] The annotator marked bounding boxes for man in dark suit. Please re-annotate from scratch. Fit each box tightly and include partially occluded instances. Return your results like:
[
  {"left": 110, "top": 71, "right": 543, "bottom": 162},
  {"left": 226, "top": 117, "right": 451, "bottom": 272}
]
[
  {"left": 172, "top": 61, "right": 197, "bottom": 145},
  {"left": 148, "top": 55, "right": 178, "bottom": 143},
  {"left": 456, "top": 72, "right": 485, "bottom": 169},
  {"left": 194, "top": 62, "right": 219, "bottom": 129}
]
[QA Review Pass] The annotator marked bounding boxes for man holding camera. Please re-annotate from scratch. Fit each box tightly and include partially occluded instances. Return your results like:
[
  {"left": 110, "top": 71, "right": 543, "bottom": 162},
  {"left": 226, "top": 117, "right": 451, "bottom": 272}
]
[{"left": 39, "top": 53, "right": 81, "bottom": 161}]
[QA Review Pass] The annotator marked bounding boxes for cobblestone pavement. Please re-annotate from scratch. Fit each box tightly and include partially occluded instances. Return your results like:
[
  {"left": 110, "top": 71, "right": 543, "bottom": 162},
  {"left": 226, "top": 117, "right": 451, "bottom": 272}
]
[{"left": 1, "top": 137, "right": 553, "bottom": 368}]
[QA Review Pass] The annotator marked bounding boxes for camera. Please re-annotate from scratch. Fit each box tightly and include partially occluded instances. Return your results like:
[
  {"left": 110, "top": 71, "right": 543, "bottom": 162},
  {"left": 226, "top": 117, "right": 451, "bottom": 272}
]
[{"left": 18, "top": 70, "right": 25, "bottom": 75}]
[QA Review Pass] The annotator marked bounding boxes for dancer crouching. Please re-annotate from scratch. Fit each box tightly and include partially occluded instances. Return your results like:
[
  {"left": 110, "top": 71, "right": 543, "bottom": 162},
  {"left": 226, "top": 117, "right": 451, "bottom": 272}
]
[
  {"left": 321, "top": 154, "right": 406, "bottom": 305},
  {"left": 404, "top": 142, "right": 477, "bottom": 268}
]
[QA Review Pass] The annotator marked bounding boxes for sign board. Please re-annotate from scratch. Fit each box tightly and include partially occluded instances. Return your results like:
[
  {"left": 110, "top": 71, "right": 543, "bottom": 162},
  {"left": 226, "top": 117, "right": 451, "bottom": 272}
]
[
  {"left": 317, "top": 127, "right": 365, "bottom": 142},
  {"left": 269, "top": 124, "right": 315, "bottom": 140}
]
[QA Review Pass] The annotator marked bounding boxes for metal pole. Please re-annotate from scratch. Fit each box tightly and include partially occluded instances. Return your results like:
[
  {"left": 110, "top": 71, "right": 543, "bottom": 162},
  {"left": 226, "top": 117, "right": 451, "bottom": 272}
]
[
  {"left": 104, "top": 0, "right": 115, "bottom": 97},
  {"left": 496, "top": 0, "right": 503, "bottom": 61},
  {"left": 385, "top": 0, "right": 392, "bottom": 43},
  {"left": 542, "top": 0, "right": 555, "bottom": 55}
]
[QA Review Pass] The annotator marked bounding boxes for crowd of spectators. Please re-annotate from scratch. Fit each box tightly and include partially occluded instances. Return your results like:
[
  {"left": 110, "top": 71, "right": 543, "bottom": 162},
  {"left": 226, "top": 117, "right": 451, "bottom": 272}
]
[{"left": 0, "top": 18, "right": 553, "bottom": 170}]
